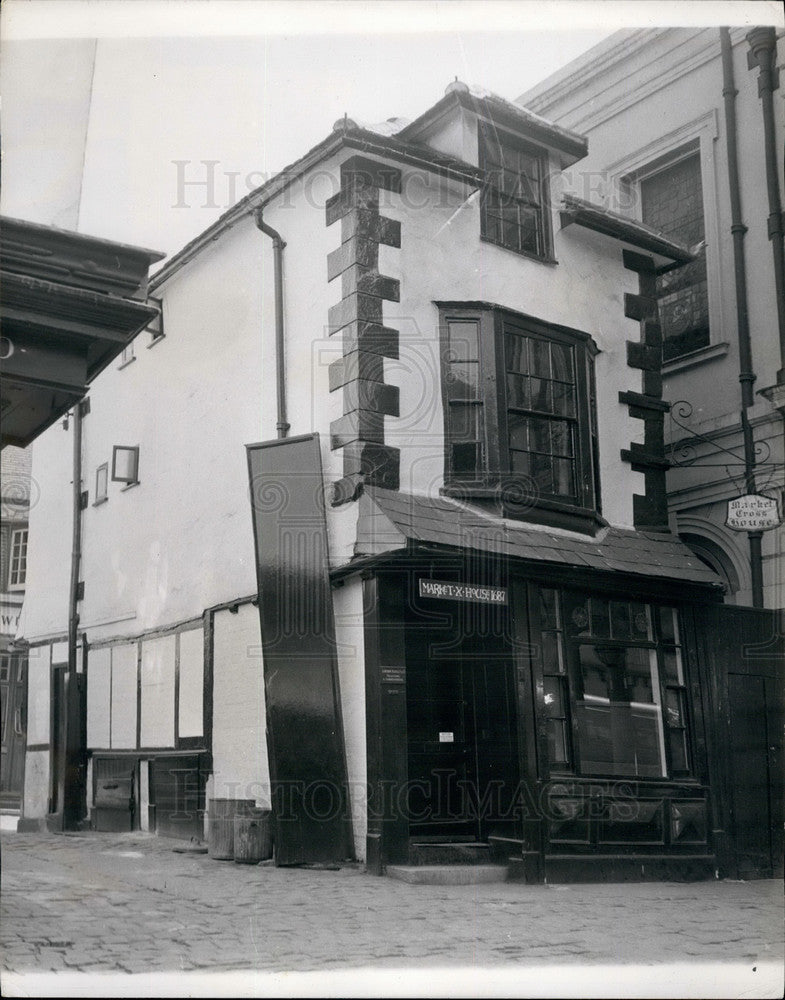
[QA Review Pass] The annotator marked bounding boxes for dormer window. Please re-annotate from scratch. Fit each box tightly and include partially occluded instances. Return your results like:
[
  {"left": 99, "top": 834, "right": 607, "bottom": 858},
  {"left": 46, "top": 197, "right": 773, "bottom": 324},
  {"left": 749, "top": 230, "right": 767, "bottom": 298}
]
[{"left": 478, "top": 121, "right": 552, "bottom": 262}]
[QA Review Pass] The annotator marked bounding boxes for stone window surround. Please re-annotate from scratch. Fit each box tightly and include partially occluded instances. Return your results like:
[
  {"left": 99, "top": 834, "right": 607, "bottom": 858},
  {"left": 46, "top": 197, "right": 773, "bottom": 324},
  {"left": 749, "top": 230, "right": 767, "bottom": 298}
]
[{"left": 604, "top": 110, "right": 727, "bottom": 374}]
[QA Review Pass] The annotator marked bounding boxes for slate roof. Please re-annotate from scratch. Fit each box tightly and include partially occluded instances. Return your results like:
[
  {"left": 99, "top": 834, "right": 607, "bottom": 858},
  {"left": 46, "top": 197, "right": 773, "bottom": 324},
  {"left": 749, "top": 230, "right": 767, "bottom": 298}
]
[
  {"left": 399, "top": 85, "right": 589, "bottom": 166},
  {"left": 560, "top": 194, "right": 695, "bottom": 265},
  {"left": 357, "top": 488, "right": 722, "bottom": 589}
]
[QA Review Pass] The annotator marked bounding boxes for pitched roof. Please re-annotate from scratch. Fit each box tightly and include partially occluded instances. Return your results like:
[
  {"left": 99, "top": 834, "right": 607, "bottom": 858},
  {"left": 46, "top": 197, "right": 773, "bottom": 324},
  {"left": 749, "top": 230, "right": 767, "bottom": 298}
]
[
  {"left": 150, "top": 125, "right": 483, "bottom": 292},
  {"left": 399, "top": 84, "right": 588, "bottom": 167},
  {"left": 356, "top": 488, "right": 722, "bottom": 589}
]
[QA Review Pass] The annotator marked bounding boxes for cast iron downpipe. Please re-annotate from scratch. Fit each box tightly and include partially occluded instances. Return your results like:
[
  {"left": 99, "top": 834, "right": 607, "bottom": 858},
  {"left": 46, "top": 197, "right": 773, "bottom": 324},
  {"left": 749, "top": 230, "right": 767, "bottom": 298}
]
[
  {"left": 254, "top": 210, "right": 289, "bottom": 438},
  {"left": 747, "top": 26, "right": 785, "bottom": 384},
  {"left": 67, "top": 404, "right": 83, "bottom": 674},
  {"left": 721, "top": 27, "right": 763, "bottom": 608}
]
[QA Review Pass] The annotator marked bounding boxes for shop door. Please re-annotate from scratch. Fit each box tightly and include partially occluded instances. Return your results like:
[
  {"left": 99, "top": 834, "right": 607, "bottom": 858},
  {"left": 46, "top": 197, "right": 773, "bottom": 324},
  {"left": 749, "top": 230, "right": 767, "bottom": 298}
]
[
  {"left": 0, "top": 655, "right": 26, "bottom": 809},
  {"left": 407, "top": 632, "right": 519, "bottom": 841}
]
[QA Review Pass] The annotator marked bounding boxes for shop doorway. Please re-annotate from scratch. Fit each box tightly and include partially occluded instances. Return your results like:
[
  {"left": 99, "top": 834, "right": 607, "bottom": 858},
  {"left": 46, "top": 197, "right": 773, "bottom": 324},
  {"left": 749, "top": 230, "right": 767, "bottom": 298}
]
[{"left": 406, "top": 620, "right": 519, "bottom": 842}]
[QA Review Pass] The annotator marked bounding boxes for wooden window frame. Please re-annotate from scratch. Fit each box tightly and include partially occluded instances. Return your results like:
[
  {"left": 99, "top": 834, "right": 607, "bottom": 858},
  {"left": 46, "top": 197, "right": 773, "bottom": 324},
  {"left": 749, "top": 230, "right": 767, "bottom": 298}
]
[
  {"left": 8, "top": 527, "right": 28, "bottom": 590},
  {"left": 478, "top": 121, "right": 554, "bottom": 263},
  {"left": 94, "top": 463, "right": 109, "bottom": 505},
  {"left": 534, "top": 590, "right": 695, "bottom": 781},
  {"left": 439, "top": 303, "right": 601, "bottom": 532},
  {"left": 638, "top": 146, "right": 710, "bottom": 363},
  {"left": 111, "top": 446, "right": 140, "bottom": 487}
]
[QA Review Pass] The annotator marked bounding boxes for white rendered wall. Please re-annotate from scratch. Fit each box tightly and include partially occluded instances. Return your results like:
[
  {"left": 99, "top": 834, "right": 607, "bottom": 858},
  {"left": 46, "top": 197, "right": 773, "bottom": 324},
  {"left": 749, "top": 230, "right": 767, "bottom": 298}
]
[
  {"left": 110, "top": 643, "right": 138, "bottom": 749},
  {"left": 209, "top": 603, "right": 269, "bottom": 805},
  {"left": 86, "top": 646, "right": 111, "bottom": 748},
  {"left": 333, "top": 577, "right": 367, "bottom": 861},
  {"left": 140, "top": 634, "right": 176, "bottom": 748},
  {"left": 178, "top": 627, "right": 204, "bottom": 739}
]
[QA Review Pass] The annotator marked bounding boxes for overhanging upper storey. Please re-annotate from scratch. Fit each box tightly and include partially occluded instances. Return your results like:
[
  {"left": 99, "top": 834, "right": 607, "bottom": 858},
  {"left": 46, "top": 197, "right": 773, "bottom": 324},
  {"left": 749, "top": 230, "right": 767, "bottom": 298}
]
[{"left": 1, "top": 217, "right": 164, "bottom": 448}]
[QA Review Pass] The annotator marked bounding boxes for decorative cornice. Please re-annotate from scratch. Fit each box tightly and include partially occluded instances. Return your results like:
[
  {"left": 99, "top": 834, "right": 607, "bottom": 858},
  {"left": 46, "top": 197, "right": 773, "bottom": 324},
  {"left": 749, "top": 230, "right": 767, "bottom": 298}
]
[{"left": 519, "top": 28, "right": 749, "bottom": 134}]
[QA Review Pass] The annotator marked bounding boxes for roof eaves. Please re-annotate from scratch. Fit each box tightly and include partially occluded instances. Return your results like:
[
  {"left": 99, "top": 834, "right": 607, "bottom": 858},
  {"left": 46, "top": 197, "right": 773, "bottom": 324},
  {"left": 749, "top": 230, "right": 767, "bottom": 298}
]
[
  {"left": 150, "top": 128, "right": 482, "bottom": 292},
  {"left": 559, "top": 193, "right": 695, "bottom": 265},
  {"left": 399, "top": 89, "right": 588, "bottom": 166}
]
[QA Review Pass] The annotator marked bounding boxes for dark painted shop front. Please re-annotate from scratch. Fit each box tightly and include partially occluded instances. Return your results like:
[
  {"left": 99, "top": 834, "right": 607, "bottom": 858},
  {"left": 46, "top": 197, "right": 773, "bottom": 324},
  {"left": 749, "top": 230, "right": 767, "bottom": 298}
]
[
  {"left": 363, "top": 567, "right": 716, "bottom": 881},
  {"left": 356, "top": 488, "right": 742, "bottom": 883}
]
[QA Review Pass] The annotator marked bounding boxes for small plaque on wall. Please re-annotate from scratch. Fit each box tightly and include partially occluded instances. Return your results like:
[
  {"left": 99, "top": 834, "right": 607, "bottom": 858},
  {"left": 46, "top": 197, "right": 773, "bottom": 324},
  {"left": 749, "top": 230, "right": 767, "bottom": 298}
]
[
  {"left": 419, "top": 578, "right": 508, "bottom": 605},
  {"left": 381, "top": 666, "right": 405, "bottom": 685}
]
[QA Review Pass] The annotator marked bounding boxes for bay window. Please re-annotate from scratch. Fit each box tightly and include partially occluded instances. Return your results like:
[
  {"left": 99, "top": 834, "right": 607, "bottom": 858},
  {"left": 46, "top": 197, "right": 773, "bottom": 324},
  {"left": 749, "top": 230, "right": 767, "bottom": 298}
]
[{"left": 439, "top": 304, "right": 600, "bottom": 530}]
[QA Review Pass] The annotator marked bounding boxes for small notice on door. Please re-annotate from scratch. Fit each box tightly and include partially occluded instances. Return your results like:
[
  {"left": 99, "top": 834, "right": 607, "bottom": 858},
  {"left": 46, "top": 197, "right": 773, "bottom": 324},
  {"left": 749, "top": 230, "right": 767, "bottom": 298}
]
[{"left": 439, "top": 732, "right": 454, "bottom": 743}]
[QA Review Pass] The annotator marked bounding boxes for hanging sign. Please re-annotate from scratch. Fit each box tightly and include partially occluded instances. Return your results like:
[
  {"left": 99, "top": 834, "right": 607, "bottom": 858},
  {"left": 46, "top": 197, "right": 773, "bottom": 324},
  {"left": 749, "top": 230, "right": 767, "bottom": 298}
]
[
  {"left": 419, "top": 579, "right": 508, "bottom": 605},
  {"left": 726, "top": 494, "right": 781, "bottom": 532}
]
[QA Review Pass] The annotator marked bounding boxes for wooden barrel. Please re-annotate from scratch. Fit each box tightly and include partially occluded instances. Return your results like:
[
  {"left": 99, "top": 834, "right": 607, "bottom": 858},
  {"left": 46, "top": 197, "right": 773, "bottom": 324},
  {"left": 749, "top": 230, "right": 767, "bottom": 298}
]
[
  {"left": 207, "top": 798, "right": 254, "bottom": 860},
  {"left": 233, "top": 808, "right": 273, "bottom": 864}
]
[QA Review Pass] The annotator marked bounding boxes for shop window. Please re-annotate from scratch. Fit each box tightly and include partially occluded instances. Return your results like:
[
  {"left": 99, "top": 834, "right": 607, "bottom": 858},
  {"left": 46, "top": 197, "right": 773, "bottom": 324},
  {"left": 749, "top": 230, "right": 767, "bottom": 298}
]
[
  {"left": 640, "top": 150, "right": 709, "bottom": 362},
  {"left": 537, "top": 591, "right": 692, "bottom": 780},
  {"left": 539, "top": 588, "right": 572, "bottom": 769},
  {"left": 479, "top": 122, "right": 552, "bottom": 261},
  {"left": 439, "top": 305, "right": 600, "bottom": 528},
  {"left": 8, "top": 528, "right": 28, "bottom": 590}
]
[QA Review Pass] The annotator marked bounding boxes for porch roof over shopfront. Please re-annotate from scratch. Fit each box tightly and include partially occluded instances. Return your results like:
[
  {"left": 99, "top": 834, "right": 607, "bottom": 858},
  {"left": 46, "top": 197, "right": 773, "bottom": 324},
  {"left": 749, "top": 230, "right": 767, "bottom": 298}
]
[{"left": 352, "top": 488, "right": 723, "bottom": 590}]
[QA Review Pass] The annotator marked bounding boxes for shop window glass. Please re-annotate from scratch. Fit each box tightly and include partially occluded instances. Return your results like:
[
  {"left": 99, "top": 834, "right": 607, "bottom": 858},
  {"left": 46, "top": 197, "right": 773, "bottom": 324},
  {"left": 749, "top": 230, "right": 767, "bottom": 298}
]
[{"left": 541, "top": 592, "right": 691, "bottom": 779}]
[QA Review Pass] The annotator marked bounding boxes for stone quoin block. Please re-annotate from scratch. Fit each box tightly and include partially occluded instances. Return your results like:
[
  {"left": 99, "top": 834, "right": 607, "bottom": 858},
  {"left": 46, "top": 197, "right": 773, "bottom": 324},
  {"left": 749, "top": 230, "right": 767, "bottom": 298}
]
[
  {"left": 341, "top": 379, "right": 400, "bottom": 417},
  {"left": 339, "top": 321, "right": 399, "bottom": 359},
  {"left": 340, "top": 266, "right": 400, "bottom": 302},
  {"left": 341, "top": 210, "right": 401, "bottom": 248},
  {"left": 341, "top": 441, "right": 401, "bottom": 490},
  {"left": 327, "top": 237, "right": 379, "bottom": 281},
  {"left": 327, "top": 292, "right": 386, "bottom": 334},
  {"left": 328, "top": 351, "right": 385, "bottom": 391},
  {"left": 326, "top": 185, "right": 380, "bottom": 227},
  {"left": 330, "top": 409, "right": 386, "bottom": 450},
  {"left": 339, "top": 155, "right": 403, "bottom": 195}
]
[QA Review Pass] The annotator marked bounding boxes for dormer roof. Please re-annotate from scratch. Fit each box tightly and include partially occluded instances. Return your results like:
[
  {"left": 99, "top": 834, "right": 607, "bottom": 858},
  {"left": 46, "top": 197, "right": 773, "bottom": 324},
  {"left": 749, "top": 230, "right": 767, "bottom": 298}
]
[{"left": 398, "top": 81, "right": 589, "bottom": 167}]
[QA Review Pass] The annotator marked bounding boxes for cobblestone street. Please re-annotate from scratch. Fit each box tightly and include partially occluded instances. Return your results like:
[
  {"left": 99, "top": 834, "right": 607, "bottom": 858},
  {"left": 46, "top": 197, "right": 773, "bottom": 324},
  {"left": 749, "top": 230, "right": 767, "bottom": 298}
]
[{"left": 1, "top": 830, "right": 783, "bottom": 997}]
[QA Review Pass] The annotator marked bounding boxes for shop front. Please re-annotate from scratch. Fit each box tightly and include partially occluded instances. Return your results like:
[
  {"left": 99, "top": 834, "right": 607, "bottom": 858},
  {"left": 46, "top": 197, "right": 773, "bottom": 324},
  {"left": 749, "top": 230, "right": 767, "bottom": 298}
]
[{"left": 356, "top": 488, "right": 723, "bottom": 881}]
